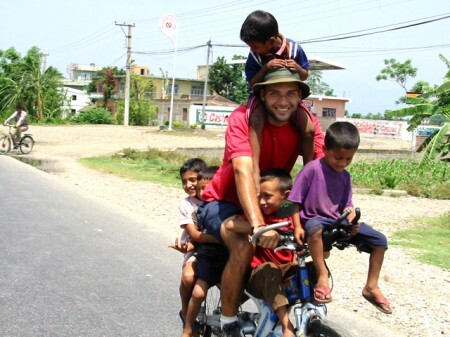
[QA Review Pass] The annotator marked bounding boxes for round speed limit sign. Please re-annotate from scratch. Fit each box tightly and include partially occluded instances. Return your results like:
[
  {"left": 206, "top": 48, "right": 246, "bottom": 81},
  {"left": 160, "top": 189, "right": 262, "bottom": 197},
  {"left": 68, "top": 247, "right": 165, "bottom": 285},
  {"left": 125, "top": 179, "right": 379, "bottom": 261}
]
[{"left": 159, "top": 15, "right": 178, "bottom": 38}]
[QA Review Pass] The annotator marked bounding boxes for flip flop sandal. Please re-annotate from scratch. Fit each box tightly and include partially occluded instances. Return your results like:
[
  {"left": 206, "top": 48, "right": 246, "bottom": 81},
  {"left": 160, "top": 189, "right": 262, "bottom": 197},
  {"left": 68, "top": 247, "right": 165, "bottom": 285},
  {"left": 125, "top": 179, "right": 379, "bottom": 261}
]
[{"left": 313, "top": 287, "right": 333, "bottom": 303}]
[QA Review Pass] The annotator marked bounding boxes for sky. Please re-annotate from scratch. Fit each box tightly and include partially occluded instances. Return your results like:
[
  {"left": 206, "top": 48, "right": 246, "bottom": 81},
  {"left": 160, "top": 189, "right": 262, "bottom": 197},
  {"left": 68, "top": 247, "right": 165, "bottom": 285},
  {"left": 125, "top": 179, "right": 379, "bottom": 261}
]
[{"left": 1, "top": 0, "right": 449, "bottom": 115}]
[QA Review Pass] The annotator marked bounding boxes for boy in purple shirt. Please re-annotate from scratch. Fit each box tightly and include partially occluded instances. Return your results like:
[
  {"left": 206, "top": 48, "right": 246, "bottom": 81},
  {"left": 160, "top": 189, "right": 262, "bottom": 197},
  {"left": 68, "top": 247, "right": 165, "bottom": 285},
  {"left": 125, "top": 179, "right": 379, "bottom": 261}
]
[{"left": 288, "top": 121, "right": 393, "bottom": 314}]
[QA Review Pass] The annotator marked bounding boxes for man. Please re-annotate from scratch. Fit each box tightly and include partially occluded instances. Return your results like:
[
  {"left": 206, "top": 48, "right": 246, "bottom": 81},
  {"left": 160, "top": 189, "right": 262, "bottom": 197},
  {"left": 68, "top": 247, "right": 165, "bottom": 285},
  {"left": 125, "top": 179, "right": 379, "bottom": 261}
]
[
  {"left": 196, "top": 68, "right": 324, "bottom": 336},
  {"left": 3, "top": 104, "right": 29, "bottom": 144}
]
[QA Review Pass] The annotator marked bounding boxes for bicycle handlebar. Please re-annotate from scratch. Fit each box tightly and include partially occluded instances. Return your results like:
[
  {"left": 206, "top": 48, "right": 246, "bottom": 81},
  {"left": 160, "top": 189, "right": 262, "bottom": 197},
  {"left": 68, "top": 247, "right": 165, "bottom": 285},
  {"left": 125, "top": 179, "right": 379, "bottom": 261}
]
[
  {"left": 249, "top": 208, "right": 361, "bottom": 246},
  {"left": 249, "top": 221, "right": 291, "bottom": 244}
]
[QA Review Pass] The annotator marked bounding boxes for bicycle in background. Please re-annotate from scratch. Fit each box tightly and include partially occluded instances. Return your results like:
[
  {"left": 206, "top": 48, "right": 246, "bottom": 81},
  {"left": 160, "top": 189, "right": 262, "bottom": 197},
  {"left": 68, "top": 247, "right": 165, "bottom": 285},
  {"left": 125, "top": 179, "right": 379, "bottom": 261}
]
[{"left": 0, "top": 124, "right": 34, "bottom": 155}]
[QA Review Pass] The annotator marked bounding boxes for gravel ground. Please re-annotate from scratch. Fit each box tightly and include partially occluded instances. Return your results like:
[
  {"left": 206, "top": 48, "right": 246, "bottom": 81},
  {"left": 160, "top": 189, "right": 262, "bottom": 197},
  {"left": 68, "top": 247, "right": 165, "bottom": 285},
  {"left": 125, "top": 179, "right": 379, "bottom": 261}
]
[{"left": 20, "top": 125, "right": 450, "bottom": 336}]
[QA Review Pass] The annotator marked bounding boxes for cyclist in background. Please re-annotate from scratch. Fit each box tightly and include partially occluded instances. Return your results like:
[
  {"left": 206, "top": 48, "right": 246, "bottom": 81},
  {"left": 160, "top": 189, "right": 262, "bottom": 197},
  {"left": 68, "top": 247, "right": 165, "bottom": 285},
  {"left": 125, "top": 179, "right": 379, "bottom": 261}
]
[{"left": 3, "top": 104, "right": 29, "bottom": 145}]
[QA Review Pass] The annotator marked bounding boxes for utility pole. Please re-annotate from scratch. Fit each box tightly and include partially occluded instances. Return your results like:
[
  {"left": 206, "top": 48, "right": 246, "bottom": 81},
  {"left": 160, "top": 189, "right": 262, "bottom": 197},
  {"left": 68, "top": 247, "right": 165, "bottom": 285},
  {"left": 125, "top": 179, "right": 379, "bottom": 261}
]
[
  {"left": 201, "top": 39, "right": 212, "bottom": 120},
  {"left": 116, "top": 22, "right": 135, "bottom": 126}
]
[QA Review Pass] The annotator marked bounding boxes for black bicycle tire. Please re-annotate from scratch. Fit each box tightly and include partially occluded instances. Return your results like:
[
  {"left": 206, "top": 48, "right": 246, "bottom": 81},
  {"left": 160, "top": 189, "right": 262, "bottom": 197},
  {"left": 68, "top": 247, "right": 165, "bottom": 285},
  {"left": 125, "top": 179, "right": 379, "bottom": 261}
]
[
  {"left": 199, "top": 285, "right": 222, "bottom": 337},
  {"left": 0, "top": 136, "right": 11, "bottom": 155},
  {"left": 19, "top": 136, "right": 34, "bottom": 155},
  {"left": 307, "top": 318, "right": 352, "bottom": 337}
]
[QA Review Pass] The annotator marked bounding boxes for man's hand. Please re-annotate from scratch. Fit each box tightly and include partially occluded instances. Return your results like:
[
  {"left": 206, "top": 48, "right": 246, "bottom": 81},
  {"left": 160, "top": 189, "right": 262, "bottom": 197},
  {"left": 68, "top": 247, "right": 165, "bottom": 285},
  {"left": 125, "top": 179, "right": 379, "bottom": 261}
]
[{"left": 253, "top": 227, "right": 280, "bottom": 249}]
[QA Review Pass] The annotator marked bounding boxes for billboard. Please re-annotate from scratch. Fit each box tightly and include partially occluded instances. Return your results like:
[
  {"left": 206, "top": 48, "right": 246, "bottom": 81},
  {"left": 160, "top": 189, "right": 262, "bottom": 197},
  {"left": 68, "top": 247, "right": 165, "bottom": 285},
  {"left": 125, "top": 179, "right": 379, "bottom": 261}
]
[{"left": 189, "top": 105, "right": 236, "bottom": 127}]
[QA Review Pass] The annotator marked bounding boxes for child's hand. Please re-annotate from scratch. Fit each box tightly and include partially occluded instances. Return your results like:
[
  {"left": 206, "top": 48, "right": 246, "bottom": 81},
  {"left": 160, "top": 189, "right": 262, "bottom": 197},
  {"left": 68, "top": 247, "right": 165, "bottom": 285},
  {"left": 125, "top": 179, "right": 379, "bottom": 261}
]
[
  {"left": 294, "top": 226, "right": 305, "bottom": 246},
  {"left": 344, "top": 207, "right": 356, "bottom": 223},
  {"left": 168, "top": 238, "right": 189, "bottom": 253},
  {"left": 285, "top": 59, "right": 300, "bottom": 72},
  {"left": 266, "top": 59, "right": 288, "bottom": 71},
  {"left": 350, "top": 222, "right": 360, "bottom": 236}
]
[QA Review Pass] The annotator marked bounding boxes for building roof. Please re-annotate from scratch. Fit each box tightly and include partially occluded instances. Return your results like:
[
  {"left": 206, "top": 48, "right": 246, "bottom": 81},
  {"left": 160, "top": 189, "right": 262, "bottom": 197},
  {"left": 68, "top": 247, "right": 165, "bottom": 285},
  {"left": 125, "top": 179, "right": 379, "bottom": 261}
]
[
  {"left": 308, "top": 56, "right": 346, "bottom": 71},
  {"left": 192, "top": 95, "right": 239, "bottom": 107}
]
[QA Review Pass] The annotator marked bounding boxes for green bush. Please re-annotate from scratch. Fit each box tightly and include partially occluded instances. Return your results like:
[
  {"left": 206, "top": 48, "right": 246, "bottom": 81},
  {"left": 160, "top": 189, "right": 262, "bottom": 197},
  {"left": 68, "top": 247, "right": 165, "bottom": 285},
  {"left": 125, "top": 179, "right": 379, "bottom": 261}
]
[{"left": 69, "top": 108, "right": 116, "bottom": 125}]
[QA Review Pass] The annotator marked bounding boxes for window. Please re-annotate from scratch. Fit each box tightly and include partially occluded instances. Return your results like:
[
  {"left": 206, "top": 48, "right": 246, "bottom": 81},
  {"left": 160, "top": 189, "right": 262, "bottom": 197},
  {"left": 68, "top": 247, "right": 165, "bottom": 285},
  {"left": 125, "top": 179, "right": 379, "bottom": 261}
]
[
  {"left": 191, "top": 85, "right": 204, "bottom": 98},
  {"left": 140, "top": 68, "right": 145, "bottom": 75},
  {"left": 167, "top": 84, "right": 179, "bottom": 96},
  {"left": 72, "top": 95, "right": 77, "bottom": 101},
  {"left": 322, "top": 108, "right": 336, "bottom": 117},
  {"left": 78, "top": 72, "right": 90, "bottom": 80}
]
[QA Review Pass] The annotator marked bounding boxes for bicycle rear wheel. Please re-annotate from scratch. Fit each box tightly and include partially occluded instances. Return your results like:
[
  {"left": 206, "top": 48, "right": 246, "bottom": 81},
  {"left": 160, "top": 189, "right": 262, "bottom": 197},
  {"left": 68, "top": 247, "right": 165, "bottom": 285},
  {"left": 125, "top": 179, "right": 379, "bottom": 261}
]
[
  {"left": 0, "top": 136, "right": 11, "bottom": 155},
  {"left": 199, "top": 285, "right": 222, "bottom": 337},
  {"left": 19, "top": 136, "right": 34, "bottom": 154},
  {"left": 307, "top": 318, "right": 352, "bottom": 337}
]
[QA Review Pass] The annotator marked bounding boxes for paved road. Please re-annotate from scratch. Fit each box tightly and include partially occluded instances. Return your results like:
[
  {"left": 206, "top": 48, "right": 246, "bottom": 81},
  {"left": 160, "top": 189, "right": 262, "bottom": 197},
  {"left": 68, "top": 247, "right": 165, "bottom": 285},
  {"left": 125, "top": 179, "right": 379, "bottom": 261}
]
[
  {"left": 0, "top": 156, "right": 406, "bottom": 337},
  {"left": 0, "top": 156, "right": 181, "bottom": 336}
]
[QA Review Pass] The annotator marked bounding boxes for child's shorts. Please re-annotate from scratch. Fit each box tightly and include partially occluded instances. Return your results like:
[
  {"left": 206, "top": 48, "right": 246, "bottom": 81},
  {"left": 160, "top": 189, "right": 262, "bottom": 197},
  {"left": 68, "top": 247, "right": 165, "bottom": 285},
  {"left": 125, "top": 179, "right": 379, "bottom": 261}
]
[
  {"left": 196, "top": 243, "right": 229, "bottom": 288},
  {"left": 197, "top": 200, "right": 243, "bottom": 245},
  {"left": 304, "top": 217, "right": 388, "bottom": 253}
]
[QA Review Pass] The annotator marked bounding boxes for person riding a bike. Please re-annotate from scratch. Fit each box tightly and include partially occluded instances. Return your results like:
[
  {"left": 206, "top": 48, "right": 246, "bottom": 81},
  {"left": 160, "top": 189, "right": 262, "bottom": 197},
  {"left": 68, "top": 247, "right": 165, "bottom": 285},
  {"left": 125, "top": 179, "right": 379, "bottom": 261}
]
[{"left": 3, "top": 104, "right": 29, "bottom": 146}]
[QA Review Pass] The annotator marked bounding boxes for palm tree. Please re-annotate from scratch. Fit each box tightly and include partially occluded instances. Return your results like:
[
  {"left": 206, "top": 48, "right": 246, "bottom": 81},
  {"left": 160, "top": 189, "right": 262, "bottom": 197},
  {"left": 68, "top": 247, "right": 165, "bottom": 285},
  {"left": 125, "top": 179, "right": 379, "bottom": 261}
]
[
  {"left": 0, "top": 46, "right": 64, "bottom": 121},
  {"left": 386, "top": 55, "right": 450, "bottom": 163}
]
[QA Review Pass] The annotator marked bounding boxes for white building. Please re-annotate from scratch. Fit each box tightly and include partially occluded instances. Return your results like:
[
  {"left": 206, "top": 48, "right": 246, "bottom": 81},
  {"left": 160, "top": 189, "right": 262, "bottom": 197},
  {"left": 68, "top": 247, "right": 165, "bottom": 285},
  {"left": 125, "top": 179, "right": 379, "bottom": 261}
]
[{"left": 61, "top": 87, "right": 92, "bottom": 117}]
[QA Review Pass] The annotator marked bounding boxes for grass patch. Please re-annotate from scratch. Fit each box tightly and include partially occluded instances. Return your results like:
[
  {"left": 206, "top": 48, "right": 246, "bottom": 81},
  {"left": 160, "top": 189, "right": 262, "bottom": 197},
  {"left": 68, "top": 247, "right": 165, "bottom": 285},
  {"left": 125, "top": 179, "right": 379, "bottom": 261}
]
[
  {"left": 349, "top": 159, "right": 450, "bottom": 199},
  {"left": 390, "top": 213, "right": 450, "bottom": 269},
  {"left": 81, "top": 150, "right": 449, "bottom": 199},
  {"left": 80, "top": 147, "right": 221, "bottom": 188}
]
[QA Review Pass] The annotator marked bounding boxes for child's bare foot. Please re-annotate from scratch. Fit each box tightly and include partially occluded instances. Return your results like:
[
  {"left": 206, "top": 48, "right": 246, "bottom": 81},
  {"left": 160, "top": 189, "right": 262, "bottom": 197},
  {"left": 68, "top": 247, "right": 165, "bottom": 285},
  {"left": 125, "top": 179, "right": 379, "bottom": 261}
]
[
  {"left": 362, "top": 287, "right": 393, "bottom": 314},
  {"left": 313, "top": 276, "right": 332, "bottom": 303}
]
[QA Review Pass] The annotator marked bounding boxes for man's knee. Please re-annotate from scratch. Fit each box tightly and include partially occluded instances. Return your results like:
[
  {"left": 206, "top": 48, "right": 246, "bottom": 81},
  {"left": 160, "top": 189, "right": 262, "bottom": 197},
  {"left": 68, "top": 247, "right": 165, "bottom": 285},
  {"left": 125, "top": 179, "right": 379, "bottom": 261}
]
[{"left": 222, "top": 228, "right": 253, "bottom": 263}]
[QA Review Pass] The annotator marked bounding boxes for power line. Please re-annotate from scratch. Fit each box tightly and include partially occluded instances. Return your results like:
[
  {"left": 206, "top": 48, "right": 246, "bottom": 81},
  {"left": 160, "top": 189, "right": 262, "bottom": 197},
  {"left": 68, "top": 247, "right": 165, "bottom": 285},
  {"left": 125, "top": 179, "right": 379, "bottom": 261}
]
[
  {"left": 301, "top": 13, "right": 450, "bottom": 43},
  {"left": 132, "top": 12, "right": 450, "bottom": 58}
]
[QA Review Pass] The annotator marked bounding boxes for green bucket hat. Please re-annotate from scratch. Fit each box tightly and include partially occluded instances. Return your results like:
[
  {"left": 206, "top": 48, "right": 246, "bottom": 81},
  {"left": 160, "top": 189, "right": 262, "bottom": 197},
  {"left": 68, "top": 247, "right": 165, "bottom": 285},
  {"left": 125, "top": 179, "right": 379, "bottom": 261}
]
[{"left": 252, "top": 69, "right": 311, "bottom": 100}]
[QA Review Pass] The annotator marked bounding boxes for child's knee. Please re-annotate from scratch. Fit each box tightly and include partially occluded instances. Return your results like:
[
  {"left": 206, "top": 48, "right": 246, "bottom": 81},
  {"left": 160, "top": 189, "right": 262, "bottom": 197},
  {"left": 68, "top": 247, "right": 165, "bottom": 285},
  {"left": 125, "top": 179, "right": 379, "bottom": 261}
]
[{"left": 192, "top": 285, "right": 207, "bottom": 302}]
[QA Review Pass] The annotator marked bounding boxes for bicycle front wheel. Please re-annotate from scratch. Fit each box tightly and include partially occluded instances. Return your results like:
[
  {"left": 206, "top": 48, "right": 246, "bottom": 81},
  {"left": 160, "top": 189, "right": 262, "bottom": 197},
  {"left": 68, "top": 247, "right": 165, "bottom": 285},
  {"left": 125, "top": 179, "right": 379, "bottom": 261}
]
[
  {"left": 0, "top": 136, "right": 11, "bottom": 155},
  {"left": 19, "top": 136, "right": 34, "bottom": 154},
  {"left": 307, "top": 318, "right": 352, "bottom": 337}
]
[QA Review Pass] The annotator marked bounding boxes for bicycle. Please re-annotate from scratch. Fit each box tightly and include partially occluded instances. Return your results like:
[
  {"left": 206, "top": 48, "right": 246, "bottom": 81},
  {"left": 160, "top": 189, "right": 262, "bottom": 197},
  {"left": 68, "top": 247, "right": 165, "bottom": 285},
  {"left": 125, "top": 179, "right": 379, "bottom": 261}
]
[
  {"left": 0, "top": 124, "right": 34, "bottom": 155},
  {"left": 196, "top": 208, "right": 360, "bottom": 337}
]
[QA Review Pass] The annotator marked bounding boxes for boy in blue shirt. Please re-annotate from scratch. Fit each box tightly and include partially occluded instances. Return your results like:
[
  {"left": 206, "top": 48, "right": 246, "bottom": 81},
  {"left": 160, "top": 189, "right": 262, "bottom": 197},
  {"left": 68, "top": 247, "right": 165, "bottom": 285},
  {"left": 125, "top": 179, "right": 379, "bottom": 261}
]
[
  {"left": 288, "top": 121, "right": 393, "bottom": 314},
  {"left": 240, "top": 10, "right": 317, "bottom": 190}
]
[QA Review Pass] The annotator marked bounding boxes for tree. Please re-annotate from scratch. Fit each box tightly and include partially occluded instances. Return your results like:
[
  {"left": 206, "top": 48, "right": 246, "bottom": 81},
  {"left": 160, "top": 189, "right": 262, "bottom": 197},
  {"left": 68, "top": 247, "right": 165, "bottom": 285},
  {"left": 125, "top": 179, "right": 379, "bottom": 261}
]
[
  {"left": 306, "top": 70, "right": 334, "bottom": 96},
  {"left": 376, "top": 58, "right": 418, "bottom": 104},
  {"left": 116, "top": 75, "right": 157, "bottom": 126},
  {"left": 208, "top": 55, "right": 248, "bottom": 104},
  {"left": 87, "top": 67, "right": 125, "bottom": 110},
  {"left": 376, "top": 58, "right": 417, "bottom": 92},
  {"left": 386, "top": 55, "right": 450, "bottom": 163},
  {"left": 0, "top": 46, "right": 65, "bottom": 121}
]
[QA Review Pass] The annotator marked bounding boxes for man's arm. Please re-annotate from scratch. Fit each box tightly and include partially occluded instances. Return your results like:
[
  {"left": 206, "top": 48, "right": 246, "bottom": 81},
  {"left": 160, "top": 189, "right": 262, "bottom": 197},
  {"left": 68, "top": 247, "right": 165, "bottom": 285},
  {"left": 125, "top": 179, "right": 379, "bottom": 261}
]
[
  {"left": 232, "top": 156, "right": 263, "bottom": 230},
  {"left": 3, "top": 112, "right": 15, "bottom": 126},
  {"left": 232, "top": 156, "right": 280, "bottom": 248}
]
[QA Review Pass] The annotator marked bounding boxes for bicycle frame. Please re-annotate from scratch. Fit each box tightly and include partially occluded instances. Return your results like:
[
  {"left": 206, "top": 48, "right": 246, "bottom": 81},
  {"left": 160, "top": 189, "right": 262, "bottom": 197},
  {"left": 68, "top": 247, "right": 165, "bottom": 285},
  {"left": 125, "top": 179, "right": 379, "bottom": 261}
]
[{"left": 247, "top": 224, "right": 328, "bottom": 337}]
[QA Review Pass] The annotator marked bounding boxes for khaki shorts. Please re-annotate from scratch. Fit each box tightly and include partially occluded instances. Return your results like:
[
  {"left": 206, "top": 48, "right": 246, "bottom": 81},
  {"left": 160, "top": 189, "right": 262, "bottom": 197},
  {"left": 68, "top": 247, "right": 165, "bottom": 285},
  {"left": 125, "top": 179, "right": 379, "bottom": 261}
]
[{"left": 246, "top": 261, "right": 297, "bottom": 312}]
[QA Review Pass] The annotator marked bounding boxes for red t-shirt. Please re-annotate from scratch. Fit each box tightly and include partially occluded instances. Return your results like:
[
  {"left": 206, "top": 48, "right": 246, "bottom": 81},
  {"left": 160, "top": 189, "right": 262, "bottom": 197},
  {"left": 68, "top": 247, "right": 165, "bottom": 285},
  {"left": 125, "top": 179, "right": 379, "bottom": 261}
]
[
  {"left": 202, "top": 105, "right": 324, "bottom": 205},
  {"left": 251, "top": 215, "right": 294, "bottom": 268}
]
